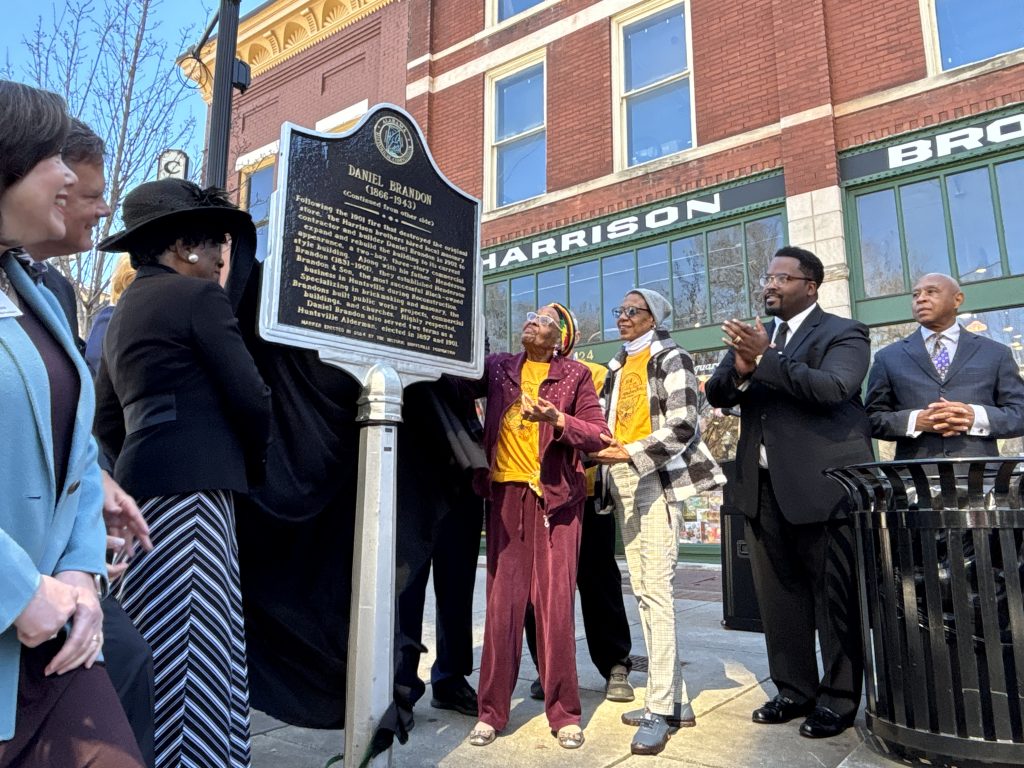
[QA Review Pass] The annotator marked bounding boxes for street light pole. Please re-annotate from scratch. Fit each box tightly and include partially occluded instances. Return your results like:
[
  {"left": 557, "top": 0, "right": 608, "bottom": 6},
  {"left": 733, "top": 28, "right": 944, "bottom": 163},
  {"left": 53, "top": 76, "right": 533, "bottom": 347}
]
[{"left": 205, "top": 0, "right": 241, "bottom": 187}]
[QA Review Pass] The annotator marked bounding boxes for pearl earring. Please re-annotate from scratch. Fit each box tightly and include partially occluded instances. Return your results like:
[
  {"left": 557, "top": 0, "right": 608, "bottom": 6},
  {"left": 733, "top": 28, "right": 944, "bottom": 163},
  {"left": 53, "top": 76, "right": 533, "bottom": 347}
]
[{"left": 187, "top": 253, "right": 199, "bottom": 264}]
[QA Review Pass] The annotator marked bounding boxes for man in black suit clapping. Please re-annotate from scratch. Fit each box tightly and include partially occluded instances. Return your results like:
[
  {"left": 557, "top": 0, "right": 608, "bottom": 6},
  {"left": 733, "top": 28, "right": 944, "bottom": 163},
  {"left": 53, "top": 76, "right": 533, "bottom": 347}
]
[{"left": 706, "top": 246, "right": 872, "bottom": 739}]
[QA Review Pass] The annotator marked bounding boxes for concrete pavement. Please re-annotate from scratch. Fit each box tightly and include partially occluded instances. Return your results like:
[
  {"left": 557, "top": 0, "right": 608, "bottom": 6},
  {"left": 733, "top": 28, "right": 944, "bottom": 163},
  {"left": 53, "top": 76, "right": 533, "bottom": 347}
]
[{"left": 250, "top": 563, "right": 903, "bottom": 768}]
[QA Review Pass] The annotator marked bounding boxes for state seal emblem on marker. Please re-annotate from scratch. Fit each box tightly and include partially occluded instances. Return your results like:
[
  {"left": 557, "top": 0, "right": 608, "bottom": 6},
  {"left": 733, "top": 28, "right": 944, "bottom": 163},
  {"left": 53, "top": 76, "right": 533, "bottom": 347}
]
[{"left": 373, "top": 115, "right": 414, "bottom": 165}]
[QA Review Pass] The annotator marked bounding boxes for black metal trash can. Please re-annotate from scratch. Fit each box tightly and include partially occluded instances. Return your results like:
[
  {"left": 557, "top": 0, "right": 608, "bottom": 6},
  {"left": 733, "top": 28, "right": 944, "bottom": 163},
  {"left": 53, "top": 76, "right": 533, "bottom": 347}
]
[
  {"left": 719, "top": 460, "right": 762, "bottom": 632},
  {"left": 826, "top": 458, "right": 1024, "bottom": 767}
]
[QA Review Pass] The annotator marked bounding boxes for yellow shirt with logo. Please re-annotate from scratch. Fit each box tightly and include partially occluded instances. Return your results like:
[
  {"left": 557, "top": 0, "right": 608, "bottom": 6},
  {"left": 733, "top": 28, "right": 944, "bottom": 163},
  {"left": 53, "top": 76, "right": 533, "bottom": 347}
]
[
  {"left": 614, "top": 347, "right": 653, "bottom": 444},
  {"left": 493, "top": 360, "right": 550, "bottom": 494}
]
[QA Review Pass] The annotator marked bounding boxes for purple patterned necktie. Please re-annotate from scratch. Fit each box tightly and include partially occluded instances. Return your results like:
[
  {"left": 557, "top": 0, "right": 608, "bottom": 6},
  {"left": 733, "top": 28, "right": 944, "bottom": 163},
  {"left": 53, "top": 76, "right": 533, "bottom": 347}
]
[{"left": 930, "top": 334, "right": 950, "bottom": 380}]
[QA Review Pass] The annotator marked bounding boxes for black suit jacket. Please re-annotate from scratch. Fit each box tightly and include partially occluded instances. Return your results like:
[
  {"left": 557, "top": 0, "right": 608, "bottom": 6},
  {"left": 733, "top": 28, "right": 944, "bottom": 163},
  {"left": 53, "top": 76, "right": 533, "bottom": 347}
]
[
  {"left": 865, "top": 327, "right": 1024, "bottom": 458},
  {"left": 40, "top": 266, "right": 87, "bottom": 359},
  {"left": 705, "top": 306, "right": 873, "bottom": 524},
  {"left": 94, "top": 264, "right": 271, "bottom": 499}
]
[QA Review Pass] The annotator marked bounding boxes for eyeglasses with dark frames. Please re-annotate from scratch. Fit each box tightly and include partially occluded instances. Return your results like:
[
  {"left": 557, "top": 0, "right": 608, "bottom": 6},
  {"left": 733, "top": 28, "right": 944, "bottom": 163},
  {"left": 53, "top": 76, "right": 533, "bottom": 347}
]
[{"left": 611, "top": 306, "right": 652, "bottom": 319}]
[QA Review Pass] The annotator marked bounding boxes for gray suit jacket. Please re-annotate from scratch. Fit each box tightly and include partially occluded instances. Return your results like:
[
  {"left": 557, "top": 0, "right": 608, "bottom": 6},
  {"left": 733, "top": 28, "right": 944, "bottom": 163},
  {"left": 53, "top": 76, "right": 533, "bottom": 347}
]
[{"left": 865, "top": 326, "right": 1024, "bottom": 458}]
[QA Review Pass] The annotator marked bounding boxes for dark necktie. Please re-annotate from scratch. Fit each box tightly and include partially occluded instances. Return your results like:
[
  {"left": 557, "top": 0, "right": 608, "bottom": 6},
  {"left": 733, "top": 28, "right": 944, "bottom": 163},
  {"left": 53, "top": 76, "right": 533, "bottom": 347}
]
[{"left": 774, "top": 321, "right": 789, "bottom": 349}]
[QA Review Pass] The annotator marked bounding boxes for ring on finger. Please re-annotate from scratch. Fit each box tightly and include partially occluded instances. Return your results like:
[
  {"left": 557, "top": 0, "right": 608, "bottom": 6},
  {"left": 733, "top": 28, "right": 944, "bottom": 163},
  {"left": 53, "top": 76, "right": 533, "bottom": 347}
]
[{"left": 733, "top": 335, "right": 742, "bottom": 344}]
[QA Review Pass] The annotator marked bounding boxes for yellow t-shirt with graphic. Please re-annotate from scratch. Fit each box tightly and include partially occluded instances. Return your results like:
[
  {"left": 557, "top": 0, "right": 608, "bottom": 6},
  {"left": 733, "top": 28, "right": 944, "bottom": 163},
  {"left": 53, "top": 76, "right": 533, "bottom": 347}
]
[
  {"left": 493, "top": 360, "right": 550, "bottom": 494},
  {"left": 614, "top": 347, "right": 653, "bottom": 444},
  {"left": 583, "top": 361, "right": 608, "bottom": 497}
]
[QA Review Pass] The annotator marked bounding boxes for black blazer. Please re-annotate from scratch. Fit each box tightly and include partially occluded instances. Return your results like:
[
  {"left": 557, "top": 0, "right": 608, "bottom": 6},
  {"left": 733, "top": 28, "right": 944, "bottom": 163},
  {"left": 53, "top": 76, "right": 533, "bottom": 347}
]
[
  {"left": 705, "top": 306, "right": 873, "bottom": 524},
  {"left": 94, "top": 264, "right": 271, "bottom": 499},
  {"left": 865, "top": 327, "right": 1024, "bottom": 459},
  {"left": 40, "top": 266, "right": 87, "bottom": 360}
]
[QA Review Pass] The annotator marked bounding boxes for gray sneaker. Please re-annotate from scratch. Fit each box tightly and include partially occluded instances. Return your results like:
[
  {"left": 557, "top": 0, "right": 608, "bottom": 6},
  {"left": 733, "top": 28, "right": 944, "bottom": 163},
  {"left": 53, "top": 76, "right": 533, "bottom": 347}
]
[
  {"left": 621, "top": 702, "right": 695, "bottom": 728},
  {"left": 631, "top": 712, "right": 672, "bottom": 755},
  {"left": 605, "top": 664, "right": 635, "bottom": 702}
]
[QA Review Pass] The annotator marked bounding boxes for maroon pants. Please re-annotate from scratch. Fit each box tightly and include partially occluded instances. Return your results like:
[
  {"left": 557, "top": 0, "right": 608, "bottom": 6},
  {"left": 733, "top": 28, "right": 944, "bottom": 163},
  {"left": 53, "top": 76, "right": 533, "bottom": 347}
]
[
  {"left": 0, "top": 637, "right": 145, "bottom": 768},
  {"left": 478, "top": 482, "right": 583, "bottom": 731}
]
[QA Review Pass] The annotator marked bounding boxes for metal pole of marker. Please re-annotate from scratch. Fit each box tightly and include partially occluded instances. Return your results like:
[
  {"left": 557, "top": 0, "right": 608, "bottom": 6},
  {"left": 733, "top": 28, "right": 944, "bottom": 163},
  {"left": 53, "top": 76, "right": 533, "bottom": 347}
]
[{"left": 343, "top": 363, "right": 403, "bottom": 768}]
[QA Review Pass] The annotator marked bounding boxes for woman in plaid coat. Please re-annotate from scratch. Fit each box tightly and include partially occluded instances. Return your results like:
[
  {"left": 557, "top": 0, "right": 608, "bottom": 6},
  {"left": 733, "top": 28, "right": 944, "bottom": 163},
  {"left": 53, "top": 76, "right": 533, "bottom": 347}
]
[{"left": 593, "top": 288, "right": 724, "bottom": 756}]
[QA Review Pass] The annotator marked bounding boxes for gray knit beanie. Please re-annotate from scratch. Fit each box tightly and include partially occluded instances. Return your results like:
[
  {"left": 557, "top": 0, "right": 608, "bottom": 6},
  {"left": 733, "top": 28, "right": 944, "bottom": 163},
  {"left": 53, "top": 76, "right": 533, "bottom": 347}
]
[{"left": 629, "top": 288, "right": 672, "bottom": 327}]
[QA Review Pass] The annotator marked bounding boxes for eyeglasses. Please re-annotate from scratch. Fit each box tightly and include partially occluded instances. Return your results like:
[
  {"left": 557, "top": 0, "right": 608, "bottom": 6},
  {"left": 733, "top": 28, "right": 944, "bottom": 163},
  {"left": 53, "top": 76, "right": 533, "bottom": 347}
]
[
  {"left": 611, "top": 306, "right": 651, "bottom": 319},
  {"left": 758, "top": 273, "right": 814, "bottom": 287},
  {"left": 525, "top": 311, "right": 558, "bottom": 327}
]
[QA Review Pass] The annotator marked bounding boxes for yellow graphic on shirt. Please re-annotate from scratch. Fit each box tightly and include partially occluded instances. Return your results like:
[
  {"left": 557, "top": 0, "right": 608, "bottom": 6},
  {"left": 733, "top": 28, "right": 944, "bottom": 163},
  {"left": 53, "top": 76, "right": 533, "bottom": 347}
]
[
  {"left": 615, "top": 347, "right": 653, "bottom": 444},
  {"left": 493, "top": 360, "right": 550, "bottom": 495}
]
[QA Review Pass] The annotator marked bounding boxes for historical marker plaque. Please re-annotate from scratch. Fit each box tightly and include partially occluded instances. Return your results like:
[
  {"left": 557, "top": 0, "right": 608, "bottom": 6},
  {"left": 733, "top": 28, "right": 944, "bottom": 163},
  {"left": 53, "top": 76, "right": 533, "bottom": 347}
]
[{"left": 259, "top": 104, "right": 483, "bottom": 382}]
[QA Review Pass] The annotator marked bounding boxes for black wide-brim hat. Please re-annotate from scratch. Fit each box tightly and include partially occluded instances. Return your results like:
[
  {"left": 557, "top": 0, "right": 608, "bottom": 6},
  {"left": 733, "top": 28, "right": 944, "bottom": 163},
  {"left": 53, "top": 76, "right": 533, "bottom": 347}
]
[{"left": 98, "top": 178, "right": 255, "bottom": 254}]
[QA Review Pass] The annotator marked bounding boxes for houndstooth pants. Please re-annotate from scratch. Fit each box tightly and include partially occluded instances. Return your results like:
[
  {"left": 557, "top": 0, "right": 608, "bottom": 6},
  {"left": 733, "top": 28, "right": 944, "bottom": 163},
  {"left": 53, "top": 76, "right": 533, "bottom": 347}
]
[{"left": 609, "top": 463, "right": 688, "bottom": 715}]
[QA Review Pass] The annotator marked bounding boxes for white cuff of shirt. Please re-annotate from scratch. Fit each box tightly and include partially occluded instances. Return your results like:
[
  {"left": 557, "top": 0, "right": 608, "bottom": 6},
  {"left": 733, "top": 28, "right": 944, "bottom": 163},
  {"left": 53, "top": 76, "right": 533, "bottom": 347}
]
[
  {"left": 906, "top": 410, "right": 923, "bottom": 438},
  {"left": 968, "top": 404, "right": 990, "bottom": 436}
]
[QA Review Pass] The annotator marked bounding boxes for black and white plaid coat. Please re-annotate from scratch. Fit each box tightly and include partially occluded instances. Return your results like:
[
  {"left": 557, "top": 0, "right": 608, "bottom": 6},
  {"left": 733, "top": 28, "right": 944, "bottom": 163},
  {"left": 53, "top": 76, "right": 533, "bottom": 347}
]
[{"left": 604, "top": 329, "right": 725, "bottom": 502}]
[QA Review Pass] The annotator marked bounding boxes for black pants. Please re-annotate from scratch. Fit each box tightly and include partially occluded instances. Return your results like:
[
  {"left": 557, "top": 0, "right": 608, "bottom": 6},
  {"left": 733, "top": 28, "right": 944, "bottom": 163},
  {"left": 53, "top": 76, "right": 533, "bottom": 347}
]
[
  {"left": 745, "top": 470, "right": 862, "bottom": 719},
  {"left": 394, "top": 484, "right": 484, "bottom": 715},
  {"left": 102, "top": 595, "right": 155, "bottom": 768},
  {"left": 525, "top": 498, "right": 632, "bottom": 679}
]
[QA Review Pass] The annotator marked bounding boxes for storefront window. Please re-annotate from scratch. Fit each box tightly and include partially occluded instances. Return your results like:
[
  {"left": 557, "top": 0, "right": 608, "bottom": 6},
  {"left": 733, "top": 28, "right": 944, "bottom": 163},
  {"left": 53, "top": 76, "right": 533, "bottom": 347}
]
[
  {"left": 569, "top": 261, "right": 601, "bottom": 346},
  {"left": 670, "top": 234, "right": 707, "bottom": 328},
  {"left": 484, "top": 210, "right": 785, "bottom": 351},
  {"left": 851, "top": 151, "right": 1024, "bottom": 298},
  {"left": 933, "top": 0, "right": 1024, "bottom": 70},
  {"left": 997, "top": 159, "right": 1024, "bottom": 274},
  {"left": 602, "top": 252, "right": 635, "bottom": 340},
  {"left": 537, "top": 266, "right": 566, "bottom": 307},
  {"left": 619, "top": 3, "right": 693, "bottom": 167},
  {"left": 484, "top": 282, "right": 510, "bottom": 354}
]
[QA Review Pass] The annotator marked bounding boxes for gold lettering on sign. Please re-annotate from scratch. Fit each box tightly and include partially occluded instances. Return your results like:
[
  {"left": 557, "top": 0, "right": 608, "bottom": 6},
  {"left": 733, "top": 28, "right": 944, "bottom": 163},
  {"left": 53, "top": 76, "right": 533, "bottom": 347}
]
[{"left": 286, "top": 191, "right": 468, "bottom": 357}]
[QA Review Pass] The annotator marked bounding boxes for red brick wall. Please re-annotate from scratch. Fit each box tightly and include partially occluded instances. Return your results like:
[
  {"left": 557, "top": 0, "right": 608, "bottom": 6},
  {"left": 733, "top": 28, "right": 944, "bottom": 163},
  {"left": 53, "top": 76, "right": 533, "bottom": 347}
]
[
  {"left": 547, "top": 22, "right": 613, "bottom": 189},
  {"left": 825, "top": 0, "right": 927, "bottom": 104},
  {"left": 227, "top": 4, "right": 409, "bottom": 189},
  {"left": 424, "top": 75, "right": 486, "bottom": 198},
  {"left": 691, "top": 0, "right": 778, "bottom": 143}
]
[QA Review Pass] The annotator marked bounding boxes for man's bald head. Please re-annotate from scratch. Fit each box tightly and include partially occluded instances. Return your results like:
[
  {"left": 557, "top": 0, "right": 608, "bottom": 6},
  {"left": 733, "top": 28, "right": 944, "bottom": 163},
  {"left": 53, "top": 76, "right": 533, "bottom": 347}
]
[{"left": 911, "top": 273, "right": 964, "bottom": 332}]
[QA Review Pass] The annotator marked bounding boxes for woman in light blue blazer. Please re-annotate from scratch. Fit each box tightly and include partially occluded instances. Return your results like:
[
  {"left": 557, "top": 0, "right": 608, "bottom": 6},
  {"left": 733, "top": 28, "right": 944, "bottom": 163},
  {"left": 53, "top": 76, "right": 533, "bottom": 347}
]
[{"left": 0, "top": 81, "right": 143, "bottom": 768}]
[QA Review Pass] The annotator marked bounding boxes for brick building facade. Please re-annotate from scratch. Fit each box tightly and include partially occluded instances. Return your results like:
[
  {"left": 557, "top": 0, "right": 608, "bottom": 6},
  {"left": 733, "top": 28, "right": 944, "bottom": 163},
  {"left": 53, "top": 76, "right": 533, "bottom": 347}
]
[{"left": 189, "top": 0, "right": 1024, "bottom": 553}]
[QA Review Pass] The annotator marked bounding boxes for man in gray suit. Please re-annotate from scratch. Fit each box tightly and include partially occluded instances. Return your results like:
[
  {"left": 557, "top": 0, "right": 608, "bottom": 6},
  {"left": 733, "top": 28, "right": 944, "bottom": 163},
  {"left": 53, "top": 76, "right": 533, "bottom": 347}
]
[{"left": 866, "top": 273, "right": 1024, "bottom": 458}]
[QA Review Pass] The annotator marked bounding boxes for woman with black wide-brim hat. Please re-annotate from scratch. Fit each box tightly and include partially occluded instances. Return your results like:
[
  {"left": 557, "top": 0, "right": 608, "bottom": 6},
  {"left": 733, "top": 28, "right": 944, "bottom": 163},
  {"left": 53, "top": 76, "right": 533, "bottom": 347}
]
[{"left": 94, "top": 178, "right": 271, "bottom": 768}]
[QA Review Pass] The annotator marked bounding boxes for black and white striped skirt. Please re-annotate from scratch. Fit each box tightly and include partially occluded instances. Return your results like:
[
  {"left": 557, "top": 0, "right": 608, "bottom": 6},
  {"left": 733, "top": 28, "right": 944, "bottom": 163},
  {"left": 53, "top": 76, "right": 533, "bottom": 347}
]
[{"left": 119, "top": 490, "right": 252, "bottom": 768}]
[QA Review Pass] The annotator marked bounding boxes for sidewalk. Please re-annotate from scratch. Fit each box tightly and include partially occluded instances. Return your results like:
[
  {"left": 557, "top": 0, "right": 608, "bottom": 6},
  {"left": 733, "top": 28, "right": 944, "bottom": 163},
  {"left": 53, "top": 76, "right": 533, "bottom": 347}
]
[{"left": 250, "top": 563, "right": 903, "bottom": 768}]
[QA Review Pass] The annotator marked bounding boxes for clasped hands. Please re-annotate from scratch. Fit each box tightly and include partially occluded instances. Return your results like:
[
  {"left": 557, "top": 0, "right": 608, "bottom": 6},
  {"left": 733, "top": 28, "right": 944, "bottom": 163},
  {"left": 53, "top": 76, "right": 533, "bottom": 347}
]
[
  {"left": 13, "top": 571, "right": 103, "bottom": 676},
  {"left": 915, "top": 398, "right": 976, "bottom": 437},
  {"left": 722, "top": 318, "right": 772, "bottom": 377}
]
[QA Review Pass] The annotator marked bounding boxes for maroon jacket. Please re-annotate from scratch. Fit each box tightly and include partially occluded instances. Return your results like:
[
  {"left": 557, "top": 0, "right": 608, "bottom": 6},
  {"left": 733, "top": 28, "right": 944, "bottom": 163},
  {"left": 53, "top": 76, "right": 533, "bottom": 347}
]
[{"left": 469, "top": 352, "right": 609, "bottom": 521}]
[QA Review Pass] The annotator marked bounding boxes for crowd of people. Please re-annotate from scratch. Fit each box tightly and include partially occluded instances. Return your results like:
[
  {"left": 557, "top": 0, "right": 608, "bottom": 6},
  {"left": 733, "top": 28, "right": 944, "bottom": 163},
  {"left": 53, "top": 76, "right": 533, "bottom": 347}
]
[{"left": 4, "top": 78, "right": 1024, "bottom": 767}]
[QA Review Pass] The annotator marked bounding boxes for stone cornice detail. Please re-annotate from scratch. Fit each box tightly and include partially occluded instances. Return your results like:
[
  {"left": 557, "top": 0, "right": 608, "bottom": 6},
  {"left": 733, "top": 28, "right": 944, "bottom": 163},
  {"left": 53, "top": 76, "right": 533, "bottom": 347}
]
[{"left": 180, "top": 0, "right": 395, "bottom": 101}]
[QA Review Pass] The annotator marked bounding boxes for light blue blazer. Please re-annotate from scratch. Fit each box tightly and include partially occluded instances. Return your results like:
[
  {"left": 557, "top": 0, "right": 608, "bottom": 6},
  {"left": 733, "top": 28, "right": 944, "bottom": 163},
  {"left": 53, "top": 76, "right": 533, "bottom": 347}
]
[{"left": 0, "top": 252, "right": 106, "bottom": 741}]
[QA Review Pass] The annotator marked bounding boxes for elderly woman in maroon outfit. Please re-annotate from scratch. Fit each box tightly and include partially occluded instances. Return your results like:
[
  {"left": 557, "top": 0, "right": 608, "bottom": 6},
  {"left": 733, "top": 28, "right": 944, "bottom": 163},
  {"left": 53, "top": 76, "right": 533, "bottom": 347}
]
[{"left": 466, "top": 303, "right": 609, "bottom": 750}]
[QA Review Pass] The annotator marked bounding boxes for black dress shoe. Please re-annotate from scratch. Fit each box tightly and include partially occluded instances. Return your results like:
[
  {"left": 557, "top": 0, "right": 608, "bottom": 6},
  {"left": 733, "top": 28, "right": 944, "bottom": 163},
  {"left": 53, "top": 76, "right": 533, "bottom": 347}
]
[
  {"left": 530, "top": 678, "right": 544, "bottom": 701},
  {"left": 799, "top": 706, "right": 853, "bottom": 738},
  {"left": 430, "top": 678, "right": 478, "bottom": 717},
  {"left": 751, "top": 695, "right": 815, "bottom": 724}
]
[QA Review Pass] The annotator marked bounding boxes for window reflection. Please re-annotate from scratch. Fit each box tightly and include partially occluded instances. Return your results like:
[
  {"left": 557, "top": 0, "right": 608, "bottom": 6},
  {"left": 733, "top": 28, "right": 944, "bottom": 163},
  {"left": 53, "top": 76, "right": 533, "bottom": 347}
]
[
  {"left": 670, "top": 235, "right": 707, "bottom": 328},
  {"left": 856, "top": 189, "right": 904, "bottom": 296},
  {"left": 900, "top": 179, "right": 951, "bottom": 281},
  {"left": 494, "top": 64, "right": 545, "bottom": 207},
  {"left": 497, "top": 0, "right": 544, "bottom": 22},
  {"left": 246, "top": 164, "right": 273, "bottom": 224},
  {"left": 996, "top": 159, "right": 1024, "bottom": 275},
  {"left": 947, "top": 168, "right": 1002, "bottom": 283},
  {"left": 707, "top": 224, "right": 744, "bottom": 323},
  {"left": 744, "top": 217, "right": 783, "bottom": 316},
  {"left": 510, "top": 274, "right": 535, "bottom": 349},
  {"left": 484, "top": 282, "right": 510, "bottom": 354},
  {"left": 569, "top": 261, "right": 601, "bottom": 345},
  {"left": 602, "top": 252, "right": 635, "bottom": 340},
  {"left": 537, "top": 266, "right": 566, "bottom": 307},
  {"left": 637, "top": 243, "right": 670, "bottom": 300}
]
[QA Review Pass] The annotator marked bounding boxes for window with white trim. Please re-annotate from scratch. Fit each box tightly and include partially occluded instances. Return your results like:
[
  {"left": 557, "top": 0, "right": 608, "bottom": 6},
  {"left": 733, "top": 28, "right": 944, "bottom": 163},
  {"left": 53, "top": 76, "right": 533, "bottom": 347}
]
[
  {"left": 242, "top": 161, "right": 274, "bottom": 262},
  {"left": 923, "top": 0, "right": 1024, "bottom": 71},
  {"left": 614, "top": 1, "right": 694, "bottom": 169},
  {"left": 495, "top": 0, "right": 545, "bottom": 23},
  {"left": 487, "top": 57, "right": 546, "bottom": 209}
]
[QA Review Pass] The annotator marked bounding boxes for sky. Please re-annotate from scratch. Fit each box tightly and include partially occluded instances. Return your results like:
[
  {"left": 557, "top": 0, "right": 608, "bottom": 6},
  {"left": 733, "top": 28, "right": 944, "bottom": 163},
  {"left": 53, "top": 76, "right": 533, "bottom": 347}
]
[{"left": 1, "top": 0, "right": 267, "bottom": 172}]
